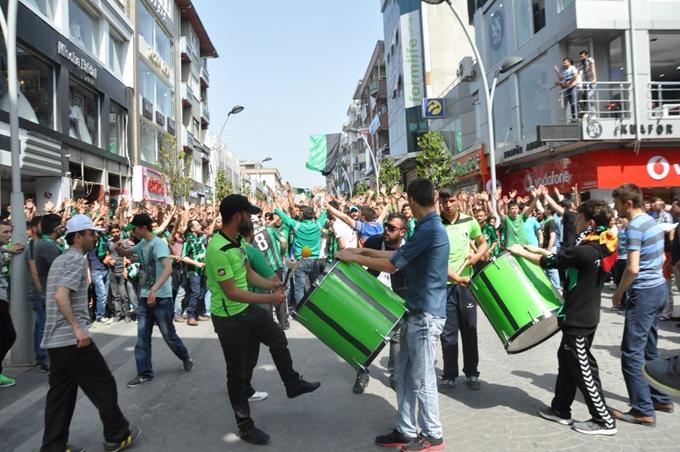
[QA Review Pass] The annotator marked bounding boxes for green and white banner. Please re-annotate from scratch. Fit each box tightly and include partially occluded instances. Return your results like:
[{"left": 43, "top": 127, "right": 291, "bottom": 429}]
[{"left": 306, "top": 133, "right": 341, "bottom": 176}]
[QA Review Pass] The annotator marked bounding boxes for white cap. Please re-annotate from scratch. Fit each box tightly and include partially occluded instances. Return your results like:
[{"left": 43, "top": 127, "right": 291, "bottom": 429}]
[{"left": 65, "top": 214, "right": 105, "bottom": 234}]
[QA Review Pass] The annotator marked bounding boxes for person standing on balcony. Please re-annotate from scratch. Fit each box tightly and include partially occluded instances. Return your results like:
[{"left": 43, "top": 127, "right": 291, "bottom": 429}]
[
  {"left": 555, "top": 57, "right": 580, "bottom": 122},
  {"left": 578, "top": 50, "right": 597, "bottom": 115}
]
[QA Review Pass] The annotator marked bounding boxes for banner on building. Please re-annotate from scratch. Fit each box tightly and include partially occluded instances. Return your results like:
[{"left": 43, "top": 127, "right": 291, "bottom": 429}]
[
  {"left": 306, "top": 133, "right": 341, "bottom": 176},
  {"left": 400, "top": 9, "right": 424, "bottom": 109}
]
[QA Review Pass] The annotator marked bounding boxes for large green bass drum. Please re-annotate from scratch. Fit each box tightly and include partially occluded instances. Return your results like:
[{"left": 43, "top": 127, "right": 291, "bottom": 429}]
[
  {"left": 294, "top": 260, "right": 407, "bottom": 371},
  {"left": 470, "top": 252, "right": 563, "bottom": 354}
]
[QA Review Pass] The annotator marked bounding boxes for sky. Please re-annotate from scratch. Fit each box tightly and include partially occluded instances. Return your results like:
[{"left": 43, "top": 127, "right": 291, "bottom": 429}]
[{"left": 195, "top": 0, "right": 385, "bottom": 189}]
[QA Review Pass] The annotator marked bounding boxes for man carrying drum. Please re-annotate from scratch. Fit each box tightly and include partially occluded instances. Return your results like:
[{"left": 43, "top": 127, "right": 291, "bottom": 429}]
[
  {"left": 438, "top": 187, "right": 487, "bottom": 392},
  {"left": 509, "top": 197, "right": 618, "bottom": 436},
  {"left": 336, "top": 178, "right": 449, "bottom": 452}
]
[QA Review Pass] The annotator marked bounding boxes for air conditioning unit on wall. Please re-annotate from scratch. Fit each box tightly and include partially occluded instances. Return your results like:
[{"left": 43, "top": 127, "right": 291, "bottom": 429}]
[{"left": 458, "top": 56, "right": 476, "bottom": 81}]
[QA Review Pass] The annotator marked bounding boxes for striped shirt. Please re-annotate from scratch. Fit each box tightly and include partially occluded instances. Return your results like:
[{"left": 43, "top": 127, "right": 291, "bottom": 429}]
[
  {"left": 627, "top": 213, "right": 665, "bottom": 289},
  {"left": 41, "top": 248, "right": 90, "bottom": 349}
]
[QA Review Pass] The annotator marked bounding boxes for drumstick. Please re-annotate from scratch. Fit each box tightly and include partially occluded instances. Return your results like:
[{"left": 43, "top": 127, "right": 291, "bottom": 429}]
[
  {"left": 456, "top": 241, "right": 477, "bottom": 275},
  {"left": 282, "top": 247, "right": 314, "bottom": 287}
]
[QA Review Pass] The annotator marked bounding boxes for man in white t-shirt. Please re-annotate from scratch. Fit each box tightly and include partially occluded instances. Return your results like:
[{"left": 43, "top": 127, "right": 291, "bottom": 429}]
[{"left": 329, "top": 201, "right": 357, "bottom": 249}]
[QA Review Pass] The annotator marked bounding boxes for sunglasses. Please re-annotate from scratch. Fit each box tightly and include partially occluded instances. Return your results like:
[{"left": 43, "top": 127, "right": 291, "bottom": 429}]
[{"left": 383, "top": 223, "right": 400, "bottom": 232}]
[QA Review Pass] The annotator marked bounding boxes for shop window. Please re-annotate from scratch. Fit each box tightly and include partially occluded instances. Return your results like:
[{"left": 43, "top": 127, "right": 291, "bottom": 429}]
[
  {"left": 154, "top": 22, "right": 173, "bottom": 70},
  {"left": 109, "top": 103, "right": 126, "bottom": 156},
  {"left": 109, "top": 34, "right": 125, "bottom": 77},
  {"left": 138, "top": 60, "right": 154, "bottom": 101},
  {"left": 492, "top": 81, "right": 514, "bottom": 148},
  {"left": 140, "top": 119, "right": 157, "bottom": 163},
  {"left": 68, "top": 80, "right": 99, "bottom": 146},
  {"left": 136, "top": 0, "right": 154, "bottom": 47},
  {"left": 25, "top": 0, "right": 55, "bottom": 20},
  {"left": 156, "top": 79, "right": 173, "bottom": 117},
  {"left": 0, "top": 46, "right": 54, "bottom": 128},
  {"left": 70, "top": 0, "right": 99, "bottom": 57}
]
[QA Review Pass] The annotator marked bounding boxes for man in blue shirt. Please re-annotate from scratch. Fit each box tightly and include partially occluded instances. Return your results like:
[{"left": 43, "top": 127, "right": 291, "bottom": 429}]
[
  {"left": 336, "top": 178, "right": 449, "bottom": 451},
  {"left": 325, "top": 203, "right": 384, "bottom": 245},
  {"left": 611, "top": 184, "right": 673, "bottom": 426}
]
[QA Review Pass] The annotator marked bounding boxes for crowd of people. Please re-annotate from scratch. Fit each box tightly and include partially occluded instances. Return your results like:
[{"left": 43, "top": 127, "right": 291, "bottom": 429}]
[{"left": 0, "top": 180, "right": 679, "bottom": 451}]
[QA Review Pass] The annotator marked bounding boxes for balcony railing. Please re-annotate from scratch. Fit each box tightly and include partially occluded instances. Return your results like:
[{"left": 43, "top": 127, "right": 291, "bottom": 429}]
[
  {"left": 200, "top": 64, "right": 210, "bottom": 86},
  {"left": 648, "top": 82, "right": 680, "bottom": 119},
  {"left": 559, "top": 81, "right": 632, "bottom": 122}
]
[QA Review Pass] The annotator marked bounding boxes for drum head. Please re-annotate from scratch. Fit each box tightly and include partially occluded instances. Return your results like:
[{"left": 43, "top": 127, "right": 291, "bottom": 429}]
[{"left": 506, "top": 311, "right": 559, "bottom": 354}]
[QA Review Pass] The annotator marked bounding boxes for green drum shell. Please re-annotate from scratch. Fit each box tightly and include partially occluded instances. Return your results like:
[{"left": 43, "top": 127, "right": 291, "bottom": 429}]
[
  {"left": 470, "top": 253, "right": 563, "bottom": 354},
  {"left": 294, "top": 261, "right": 407, "bottom": 370}
]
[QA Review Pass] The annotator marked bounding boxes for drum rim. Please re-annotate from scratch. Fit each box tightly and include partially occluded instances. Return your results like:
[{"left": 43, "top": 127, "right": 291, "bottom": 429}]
[
  {"left": 294, "top": 259, "right": 342, "bottom": 312},
  {"left": 358, "top": 316, "right": 405, "bottom": 371},
  {"left": 505, "top": 309, "right": 560, "bottom": 354},
  {"left": 470, "top": 250, "right": 512, "bottom": 286}
]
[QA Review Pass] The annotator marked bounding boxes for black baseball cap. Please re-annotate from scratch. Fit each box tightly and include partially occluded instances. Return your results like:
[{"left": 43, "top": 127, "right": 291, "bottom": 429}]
[
  {"left": 124, "top": 213, "right": 153, "bottom": 231},
  {"left": 220, "top": 194, "right": 261, "bottom": 219}
]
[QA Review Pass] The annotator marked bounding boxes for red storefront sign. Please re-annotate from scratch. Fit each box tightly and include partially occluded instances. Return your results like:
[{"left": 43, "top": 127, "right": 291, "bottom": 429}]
[{"left": 500, "top": 148, "right": 680, "bottom": 195}]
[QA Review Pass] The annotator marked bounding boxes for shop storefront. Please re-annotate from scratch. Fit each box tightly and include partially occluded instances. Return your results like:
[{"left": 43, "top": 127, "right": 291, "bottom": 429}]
[
  {"left": 132, "top": 165, "right": 170, "bottom": 204},
  {"left": 499, "top": 148, "right": 680, "bottom": 201},
  {"left": 0, "top": 0, "right": 132, "bottom": 210},
  {"left": 452, "top": 145, "right": 490, "bottom": 192}
]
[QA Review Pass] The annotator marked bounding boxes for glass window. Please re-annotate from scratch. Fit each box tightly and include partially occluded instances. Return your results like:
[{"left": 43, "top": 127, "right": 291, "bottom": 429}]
[
  {"left": 138, "top": 61, "right": 154, "bottom": 101},
  {"left": 0, "top": 46, "right": 54, "bottom": 128},
  {"left": 515, "top": 0, "right": 533, "bottom": 47},
  {"left": 140, "top": 119, "right": 157, "bottom": 163},
  {"left": 487, "top": 1, "right": 506, "bottom": 69},
  {"left": 558, "top": 0, "right": 575, "bottom": 13},
  {"left": 192, "top": 118, "right": 200, "bottom": 137},
  {"left": 109, "top": 34, "right": 124, "bottom": 77},
  {"left": 136, "top": 0, "right": 154, "bottom": 47},
  {"left": 69, "top": 80, "right": 99, "bottom": 146},
  {"left": 70, "top": 0, "right": 99, "bottom": 56},
  {"left": 154, "top": 22, "right": 173, "bottom": 70},
  {"left": 610, "top": 35, "right": 626, "bottom": 81},
  {"left": 109, "top": 103, "right": 126, "bottom": 156},
  {"left": 532, "top": 0, "right": 546, "bottom": 33},
  {"left": 518, "top": 53, "right": 553, "bottom": 141},
  {"left": 156, "top": 79, "right": 173, "bottom": 117},
  {"left": 25, "top": 0, "right": 55, "bottom": 19},
  {"left": 492, "top": 81, "right": 514, "bottom": 148},
  {"left": 189, "top": 30, "right": 199, "bottom": 55},
  {"left": 189, "top": 73, "right": 199, "bottom": 96}
]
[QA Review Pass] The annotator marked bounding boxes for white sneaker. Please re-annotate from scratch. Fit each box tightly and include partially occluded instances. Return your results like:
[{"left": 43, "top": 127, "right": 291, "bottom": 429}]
[{"left": 248, "top": 391, "right": 269, "bottom": 402}]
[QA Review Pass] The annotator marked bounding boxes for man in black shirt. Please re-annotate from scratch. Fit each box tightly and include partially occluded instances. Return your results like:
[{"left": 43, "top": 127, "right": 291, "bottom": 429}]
[
  {"left": 345, "top": 213, "right": 407, "bottom": 394},
  {"left": 509, "top": 200, "right": 617, "bottom": 436}
]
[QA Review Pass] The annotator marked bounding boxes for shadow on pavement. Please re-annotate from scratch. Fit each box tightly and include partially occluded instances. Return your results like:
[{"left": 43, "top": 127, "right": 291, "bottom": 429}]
[
  {"left": 512, "top": 369, "right": 630, "bottom": 405},
  {"left": 438, "top": 379, "right": 546, "bottom": 416}
]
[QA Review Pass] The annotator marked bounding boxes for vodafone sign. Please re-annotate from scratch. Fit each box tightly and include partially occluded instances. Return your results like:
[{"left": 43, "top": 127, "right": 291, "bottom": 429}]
[{"left": 501, "top": 149, "right": 680, "bottom": 194}]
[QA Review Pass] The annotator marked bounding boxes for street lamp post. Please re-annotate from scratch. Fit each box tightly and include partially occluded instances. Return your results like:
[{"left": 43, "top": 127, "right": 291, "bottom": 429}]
[
  {"left": 217, "top": 104, "right": 244, "bottom": 143},
  {"left": 252, "top": 157, "right": 271, "bottom": 199},
  {"left": 0, "top": 0, "right": 30, "bottom": 365},
  {"left": 341, "top": 166, "right": 353, "bottom": 198},
  {"left": 345, "top": 128, "right": 380, "bottom": 200},
  {"left": 422, "top": 0, "right": 523, "bottom": 218}
]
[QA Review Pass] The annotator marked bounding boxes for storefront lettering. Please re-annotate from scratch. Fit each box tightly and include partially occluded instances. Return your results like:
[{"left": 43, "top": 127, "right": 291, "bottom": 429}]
[
  {"left": 524, "top": 170, "right": 572, "bottom": 191},
  {"left": 454, "top": 156, "right": 480, "bottom": 177},
  {"left": 615, "top": 123, "right": 673, "bottom": 137},
  {"left": 145, "top": 48, "right": 171, "bottom": 79},
  {"left": 57, "top": 41, "right": 97, "bottom": 82},
  {"left": 147, "top": 177, "right": 166, "bottom": 196},
  {"left": 646, "top": 155, "right": 680, "bottom": 181},
  {"left": 147, "top": 0, "right": 172, "bottom": 22}
]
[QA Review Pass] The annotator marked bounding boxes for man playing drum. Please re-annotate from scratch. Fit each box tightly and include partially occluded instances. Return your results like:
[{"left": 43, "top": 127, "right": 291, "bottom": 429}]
[
  {"left": 509, "top": 198, "right": 617, "bottom": 436},
  {"left": 336, "top": 178, "right": 449, "bottom": 452}
]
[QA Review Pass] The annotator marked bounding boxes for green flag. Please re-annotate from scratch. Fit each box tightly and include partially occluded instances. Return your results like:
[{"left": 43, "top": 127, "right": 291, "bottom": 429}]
[{"left": 306, "top": 133, "right": 340, "bottom": 176}]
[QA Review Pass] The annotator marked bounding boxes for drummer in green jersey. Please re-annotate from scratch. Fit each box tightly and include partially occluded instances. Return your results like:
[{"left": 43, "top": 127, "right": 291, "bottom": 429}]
[
  {"left": 438, "top": 187, "right": 487, "bottom": 392},
  {"left": 205, "top": 194, "right": 320, "bottom": 446}
]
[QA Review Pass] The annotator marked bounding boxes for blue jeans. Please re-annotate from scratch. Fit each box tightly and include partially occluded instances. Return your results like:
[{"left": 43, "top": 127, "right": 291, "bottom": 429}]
[
  {"left": 92, "top": 269, "right": 110, "bottom": 320},
  {"left": 395, "top": 312, "right": 445, "bottom": 439},
  {"left": 186, "top": 274, "right": 207, "bottom": 319},
  {"left": 30, "top": 289, "right": 48, "bottom": 366},
  {"left": 135, "top": 297, "right": 190, "bottom": 378},
  {"left": 621, "top": 283, "right": 672, "bottom": 416},
  {"left": 293, "top": 259, "right": 320, "bottom": 305}
]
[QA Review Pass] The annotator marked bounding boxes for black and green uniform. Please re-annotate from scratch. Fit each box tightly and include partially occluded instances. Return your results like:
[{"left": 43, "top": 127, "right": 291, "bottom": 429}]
[
  {"left": 182, "top": 232, "right": 206, "bottom": 276},
  {"left": 252, "top": 226, "right": 284, "bottom": 272}
]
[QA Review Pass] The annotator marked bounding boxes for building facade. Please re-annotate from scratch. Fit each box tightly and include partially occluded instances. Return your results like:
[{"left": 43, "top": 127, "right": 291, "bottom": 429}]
[
  {"left": 380, "top": 0, "right": 474, "bottom": 177},
  {"left": 240, "top": 161, "right": 282, "bottom": 201},
  {"left": 0, "top": 0, "right": 134, "bottom": 211},
  {"left": 463, "top": 0, "right": 680, "bottom": 201}
]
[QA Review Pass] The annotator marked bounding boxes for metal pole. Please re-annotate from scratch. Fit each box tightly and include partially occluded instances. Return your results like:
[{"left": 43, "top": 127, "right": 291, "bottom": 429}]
[
  {"left": 2, "top": 0, "right": 31, "bottom": 365},
  {"left": 341, "top": 166, "right": 353, "bottom": 198},
  {"left": 358, "top": 133, "right": 380, "bottom": 200},
  {"left": 443, "top": 0, "right": 499, "bottom": 219},
  {"left": 217, "top": 112, "right": 232, "bottom": 144}
]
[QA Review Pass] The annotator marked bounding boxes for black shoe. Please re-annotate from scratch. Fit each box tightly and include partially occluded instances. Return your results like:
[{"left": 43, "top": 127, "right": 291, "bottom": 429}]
[
  {"left": 238, "top": 426, "right": 270, "bottom": 445},
  {"left": 375, "top": 429, "right": 416, "bottom": 447},
  {"left": 538, "top": 407, "right": 573, "bottom": 425},
  {"left": 401, "top": 435, "right": 445, "bottom": 451},
  {"left": 571, "top": 419, "right": 616, "bottom": 436},
  {"left": 126, "top": 375, "right": 152, "bottom": 388},
  {"left": 286, "top": 377, "right": 321, "bottom": 398},
  {"left": 353, "top": 371, "right": 369, "bottom": 394},
  {"left": 65, "top": 446, "right": 85, "bottom": 452},
  {"left": 38, "top": 363, "right": 49, "bottom": 373},
  {"left": 183, "top": 357, "right": 194, "bottom": 372},
  {"left": 103, "top": 426, "right": 141, "bottom": 451}
]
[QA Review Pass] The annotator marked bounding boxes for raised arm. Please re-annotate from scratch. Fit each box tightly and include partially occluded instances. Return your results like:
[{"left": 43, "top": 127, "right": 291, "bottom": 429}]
[{"left": 324, "top": 202, "right": 356, "bottom": 229}]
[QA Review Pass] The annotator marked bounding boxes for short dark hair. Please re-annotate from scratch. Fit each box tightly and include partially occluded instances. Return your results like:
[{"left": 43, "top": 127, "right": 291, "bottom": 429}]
[
  {"left": 385, "top": 212, "right": 406, "bottom": 228},
  {"left": 577, "top": 200, "right": 612, "bottom": 228},
  {"left": 301, "top": 206, "right": 315, "bottom": 220},
  {"left": 612, "top": 183, "right": 643, "bottom": 208},
  {"left": 438, "top": 186, "right": 458, "bottom": 200},
  {"left": 507, "top": 200, "right": 519, "bottom": 210},
  {"left": 328, "top": 200, "right": 340, "bottom": 210},
  {"left": 407, "top": 178, "right": 435, "bottom": 207},
  {"left": 41, "top": 213, "right": 62, "bottom": 235},
  {"left": 579, "top": 50, "right": 589, "bottom": 56},
  {"left": 563, "top": 57, "right": 574, "bottom": 65},
  {"left": 65, "top": 232, "right": 76, "bottom": 246},
  {"left": 264, "top": 212, "right": 275, "bottom": 221},
  {"left": 361, "top": 206, "right": 377, "bottom": 222}
]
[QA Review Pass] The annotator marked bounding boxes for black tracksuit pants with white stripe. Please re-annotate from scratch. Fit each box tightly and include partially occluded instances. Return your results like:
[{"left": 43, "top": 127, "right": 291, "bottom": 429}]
[{"left": 552, "top": 333, "right": 615, "bottom": 427}]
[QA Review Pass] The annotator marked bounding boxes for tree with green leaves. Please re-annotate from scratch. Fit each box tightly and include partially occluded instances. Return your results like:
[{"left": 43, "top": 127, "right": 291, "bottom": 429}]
[
  {"left": 378, "top": 157, "right": 402, "bottom": 191},
  {"left": 158, "top": 133, "right": 192, "bottom": 205},
  {"left": 355, "top": 180, "right": 369, "bottom": 196},
  {"left": 214, "top": 168, "right": 233, "bottom": 202},
  {"left": 415, "top": 130, "right": 456, "bottom": 189}
]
